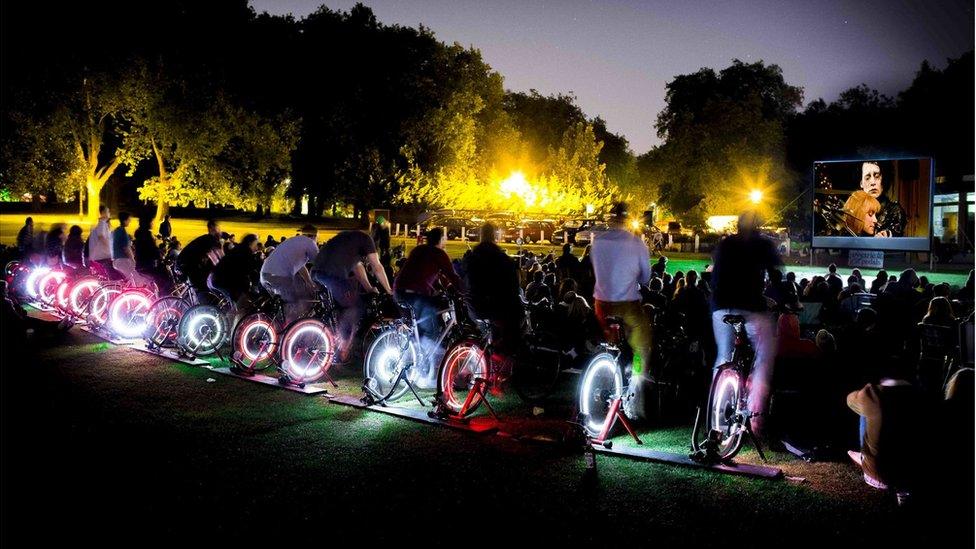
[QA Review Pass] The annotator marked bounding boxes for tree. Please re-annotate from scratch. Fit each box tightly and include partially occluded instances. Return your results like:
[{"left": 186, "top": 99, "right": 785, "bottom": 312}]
[{"left": 647, "top": 60, "right": 803, "bottom": 228}]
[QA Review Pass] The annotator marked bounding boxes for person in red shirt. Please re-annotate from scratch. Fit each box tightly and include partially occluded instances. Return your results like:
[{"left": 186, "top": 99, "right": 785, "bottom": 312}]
[{"left": 394, "top": 227, "right": 462, "bottom": 386}]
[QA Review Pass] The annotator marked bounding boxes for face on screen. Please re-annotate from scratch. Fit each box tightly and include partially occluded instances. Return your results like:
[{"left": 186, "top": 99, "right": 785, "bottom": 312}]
[{"left": 860, "top": 162, "right": 883, "bottom": 197}]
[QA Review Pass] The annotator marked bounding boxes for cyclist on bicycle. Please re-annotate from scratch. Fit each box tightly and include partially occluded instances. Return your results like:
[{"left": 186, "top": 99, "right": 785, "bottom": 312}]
[
  {"left": 212, "top": 233, "right": 262, "bottom": 306},
  {"left": 393, "top": 226, "right": 462, "bottom": 387},
  {"left": 311, "top": 229, "right": 393, "bottom": 359},
  {"left": 177, "top": 218, "right": 224, "bottom": 299},
  {"left": 710, "top": 210, "right": 781, "bottom": 436},
  {"left": 590, "top": 201, "right": 653, "bottom": 420},
  {"left": 260, "top": 225, "right": 320, "bottom": 323}
]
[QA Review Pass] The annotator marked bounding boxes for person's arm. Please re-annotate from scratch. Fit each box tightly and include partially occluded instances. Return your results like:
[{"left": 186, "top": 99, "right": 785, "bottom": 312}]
[
  {"left": 125, "top": 235, "right": 135, "bottom": 260},
  {"left": 436, "top": 249, "right": 462, "bottom": 288},
  {"left": 365, "top": 252, "right": 392, "bottom": 294},
  {"left": 352, "top": 262, "right": 376, "bottom": 293}
]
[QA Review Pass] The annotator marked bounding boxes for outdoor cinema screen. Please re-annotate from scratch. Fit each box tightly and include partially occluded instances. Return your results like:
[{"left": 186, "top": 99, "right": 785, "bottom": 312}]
[{"left": 812, "top": 157, "right": 933, "bottom": 252}]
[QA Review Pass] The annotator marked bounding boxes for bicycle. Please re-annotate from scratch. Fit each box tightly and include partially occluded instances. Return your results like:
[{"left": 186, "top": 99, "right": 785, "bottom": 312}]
[
  {"left": 690, "top": 314, "right": 767, "bottom": 463},
  {"left": 361, "top": 291, "right": 462, "bottom": 406},
  {"left": 275, "top": 286, "right": 343, "bottom": 388},
  {"left": 576, "top": 315, "right": 643, "bottom": 442},
  {"left": 174, "top": 279, "right": 236, "bottom": 360},
  {"left": 230, "top": 287, "right": 287, "bottom": 375}
]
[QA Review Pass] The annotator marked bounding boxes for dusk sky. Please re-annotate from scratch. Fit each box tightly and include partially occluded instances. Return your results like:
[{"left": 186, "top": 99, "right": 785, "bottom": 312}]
[{"left": 251, "top": 0, "right": 974, "bottom": 153}]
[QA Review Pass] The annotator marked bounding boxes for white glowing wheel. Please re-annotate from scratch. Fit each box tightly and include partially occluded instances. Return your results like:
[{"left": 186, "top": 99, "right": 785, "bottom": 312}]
[
  {"left": 69, "top": 278, "right": 103, "bottom": 316},
  {"left": 281, "top": 319, "right": 334, "bottom": 383},
  {"left": 363, "top": 327, "right": 418, "bottom": 402},
  {"left": 24, "top": 266, "right": 51, "bottom": 300},
  {"left": 87, "top": 285, "right": 122, "bottom": 326},
  {"left": 108, "top": 290, "right": 154, "bottom": 339},
  {"left": 707, "top": 367, "right": 745, "bottom": 459},
  {"left": 438, "top": 340, "right": 488, "bottom": 416},
  {"left": 37, "top": 270, "right": 67, "bottom": 306},
  {"left": 55, "top": 278, "right": 73, "bottom": 311},
  {"left": 177, "top": 305, "right": 227, "bottom": 356},
  {"left": 578, "top": 352, "right": 624, "bottom": 437}
]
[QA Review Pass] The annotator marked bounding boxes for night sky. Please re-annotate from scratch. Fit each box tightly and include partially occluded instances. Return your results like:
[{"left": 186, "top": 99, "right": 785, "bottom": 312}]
[{"left": 251, "top": 0, "right": 974, "bottom": 153}]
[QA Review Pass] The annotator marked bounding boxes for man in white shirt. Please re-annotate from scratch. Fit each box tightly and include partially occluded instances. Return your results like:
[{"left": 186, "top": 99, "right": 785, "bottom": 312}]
[
  {"left": 88, "top": 205, "right": 120, "bottom": 279},
  {"left": 591, "top": 202, "right": 653, "bottom": 420},
  {"left": 260, "top": 225, "right": 320, "bottom": 323}
]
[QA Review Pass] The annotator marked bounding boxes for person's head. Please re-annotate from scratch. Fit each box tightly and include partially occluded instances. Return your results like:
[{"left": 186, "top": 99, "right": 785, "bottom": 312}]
[
  {"left": 769, "top": 269, "right": 783, "bottom": 283},
  {"left": 925, "top": 296, "right": 955, "bottom": 322},
  {"left": 206, "top": 218, "right": 220, "bottom": 237},
  {"left": 876, "top": 270, "right": 888, "bottom": 284},
  {"left": 933, "top": 283, "right": 951, "bottom": 298},
  {"left": 919, "top": 276, "right": 929, "bottom": 288},
  {"left": 544, "top": 272, "right": 556, "bottom": 287},
  {"left": 24, "top": 216, "right": 33, "bottom": 227},
  {"left": 900, "top": 268, "right": 919, "bottom": 288},
  {"left": 299, "top": 224, "right": 319, "bottom": 240},
  {"left": 562, "top": 243, "right": 572, "bottom": 256},
  {"left": 656, "top": 256, "right": 668, "bottom": 265},
  {"left": 280, "top": 235, "right": 287, "bottom": 242},
  {"left": 828, "top": 263, "right": 837, "bottom": 274},
  {"left": 848, "top": 282, "right": 863, "bottom": 294},
  {"left": 426, "top": 227, "right": 446, "bottom": 249},
  {"left": 686, "top": 270, "right": 698, "bottom": 286},
  {"left": 859, "top": 161, "right": 884, "bottom": 198},
  {"left": 532, "top": 270, "right": 544, "bottom": 284},
  {"left": 673, "top": 270, "right": 684, "bottom": 281},
  {"left": 164, "top": 214, "right": 170, "bottom": 222},
  {"left": 842, "top": 190, "right": 881, "bottom": 236},
  {"left": 649, "top": 277, "right": 664, "bottom": 293},
  {"left": 99, "top": 205, "right": 110, "bottom": 221},
  {"left": 662, "top": 272, "right": 672, "bottom": 285},
  {"left": 737, "top": 210, "right": 762, "bottom": 236},
  {"left": 240, "top": 233, "right": 260, "bottom": 252},
  {"left": 480, "top": 222, "right": 496, "bottom": 244},
  {"left": 816, "top": 329, "right": 837, "bottom": 353},
  {"left": 170, "top": 238, "right": 182, "bottom": 251},
  {"left": 68, "top": 225, "right": 82, "bottom": 239},
  {"left": 138, "top": 214, "right": 153, "bottom": 229},
  {"left": 786, "top": 271, "right": 796, "bottom": 282},
  {"left": 855, "top": 307, "right": 878, "bottom": 328},
  {"left": 609, "top": 201, "right": 629, "bottom": 226},
  {"left": 945, "top": 368, "right": 974, "bottom": 403},
  {"left": 118, "top": 211, "right": 131, "bottom": 227},
  {"left": 852, "top": 268, "right": 861, "bottom": 278}
]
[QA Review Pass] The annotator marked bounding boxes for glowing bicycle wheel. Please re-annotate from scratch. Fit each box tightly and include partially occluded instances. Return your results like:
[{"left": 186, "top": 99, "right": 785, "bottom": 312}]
[
  {"left": 232, "top": 313, "right": 279, "bottom": 369},
  {"left": 37, "top": 270, "right": 68, "bottom": 308},
  {"left": 436, "top": 339, "right": 488, "bottom": 417},
  {"left": 279, "top": 318, "right": 336, "bottom": 384},
  {"left": 87, "top": 284, "right": 123, "bottom": 328},
  {"left": 68, "top": 277, "right": 103, "bottom": 318},
  {"left": 363, "top": 325, "right": 418, "bottom": 402},
  {"left": 107, "top": 288, "right": 155, "bottom": 339},
  {"left": 176, "top": 304, "right": 228, "bottom": 357},
  {"left": 24, "top": 266, "right": 52, "bottom": 302},
  {"left": 577, "top": 352, "right": 624, "bottom": 438},
  {"left": 144, "top": 296, "right": 190, "bottom": 348},
  {"left": 706, "top": 366, "right": 745, "bottom": 460}
]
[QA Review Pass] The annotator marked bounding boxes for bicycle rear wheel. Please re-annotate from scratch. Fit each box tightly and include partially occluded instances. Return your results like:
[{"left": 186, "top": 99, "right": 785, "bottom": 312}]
[
  {"left": 145, "top": 296, "right": 190, "bottom": 347},
  {"left": 107, "top": 288, "right": 155, "bottom": 339},
  {"left": 705, "top": 365, "right": 746, "bottom": 460},
  {"left": 232, "top": 312, "right": 279, "bottom": 370},
  {"left": 87, "top": 284, "right": 122, "bottom": 328},
  {"left": 363, "top": 325, "right": 418, "bottom": 402},
  {"left": 279, "top": 318, "right": 336, "bottom": 384},
  {"left": 437, "top": 338, "right": 488, "bottom": 417},
  {"left": 177, "top": 304, "right": 228, "bottom": 356},
  {"left": 577, "top": 352, "right": 623, "bottom": 438}
]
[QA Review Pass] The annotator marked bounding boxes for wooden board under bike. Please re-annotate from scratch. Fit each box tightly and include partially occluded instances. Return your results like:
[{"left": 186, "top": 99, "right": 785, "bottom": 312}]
[
  {"left": 128, "top": 341, "right": 211, "bottom": 366},
  {"left": 211, "top": 367, "right": 332, "bottom": 395},
  {"left": 327, "top": 394, "right": 499, "bottom": 434},
  {"left": 593, "top": 444, "right": 783, "bottom": 480},
  {"left": 78, "top": 324, "right": 142, "bottom": 347}
]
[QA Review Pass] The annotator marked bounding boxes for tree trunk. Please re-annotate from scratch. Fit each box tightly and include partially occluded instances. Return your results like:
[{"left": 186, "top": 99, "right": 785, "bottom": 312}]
[
  {"left": 155, "top": 198, "right": 170, "bottom": 223},
  {"left": 78, "top": 183, "right": 85, "bottom": 217},
  {"left": 85, "top": 178, "right": 104, "bottom": 220}
]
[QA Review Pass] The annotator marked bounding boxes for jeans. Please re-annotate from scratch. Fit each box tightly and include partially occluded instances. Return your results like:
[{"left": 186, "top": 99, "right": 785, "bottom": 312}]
[
  {"left": 712, "top": 309, "right": 777, "bottom": 417},
  {"left": 594, "top": 300, "right": 653, "bottom": 380},
  {"left": 261, "top": 271, "right": 316, "bottom": 324},
  {"left": 396, "top": 291, "right": 444, "bottom": 382},
  {"left": 312, "top": 273, "right": 362, "bottom": 351}
]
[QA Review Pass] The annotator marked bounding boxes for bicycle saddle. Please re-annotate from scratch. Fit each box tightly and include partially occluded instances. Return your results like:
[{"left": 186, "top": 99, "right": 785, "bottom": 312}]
[{"left": 722, "top": 314, "right": 745, "bottom": 325}]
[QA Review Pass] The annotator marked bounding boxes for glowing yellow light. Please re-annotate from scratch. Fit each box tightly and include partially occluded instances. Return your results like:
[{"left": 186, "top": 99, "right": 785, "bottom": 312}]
[
  {"left": 629, "top": 219, "right": 640, "bottom": 230},
  {"left": 749, "top": 189, "right": 763, "bottom": 204},
  {"left": 499, "top": 171, "right": 537, "bottom": 207},
  {"left": 585, "top": 204, "right": 595, "bottom": 215}
]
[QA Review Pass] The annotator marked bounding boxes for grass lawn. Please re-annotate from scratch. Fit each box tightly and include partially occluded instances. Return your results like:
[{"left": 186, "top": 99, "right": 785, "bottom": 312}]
[
  {"left": 2, "top": 324, "right": 969, "bottom": 544},
  {"left": 1, "top": 212, "right": 968, "bottom": 287}
]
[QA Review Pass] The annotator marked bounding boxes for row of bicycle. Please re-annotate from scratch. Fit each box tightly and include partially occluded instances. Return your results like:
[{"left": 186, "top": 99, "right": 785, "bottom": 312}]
[{"left": 7, "top": 258, "right": 754, "bottom": 461}]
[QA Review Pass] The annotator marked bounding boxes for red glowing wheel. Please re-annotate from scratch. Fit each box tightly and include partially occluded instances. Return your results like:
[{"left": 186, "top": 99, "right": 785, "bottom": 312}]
[
  {"left": 279, "top": 318, "right": 335, "bottom": 384},
  {"left": 37, "top": 270, "right": 68, "bottom": 308},
  {"left": 232, "top": 313, "right": 280, "bottom": 370},
  {"left": 436, "top": 339, "right": 488, "bottom": 417},
  {"left": 67, "top": 277, "right": 103, "bottom": 318}
]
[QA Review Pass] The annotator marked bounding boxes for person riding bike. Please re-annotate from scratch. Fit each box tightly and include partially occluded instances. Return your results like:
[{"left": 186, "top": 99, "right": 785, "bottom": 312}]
[
  {"left": 462, "top": 223, "right": 523, "bottom": 361},
  {"left": 590, "top": 201, "right": 654, "bottom": 421},
  {"left": 212, "top": 233, "right": 262, "bottom": 308},
  {"left": 259, "top": 225, "right": 320, "bottom": 324},
  {"left": 393, "top": 226, "right": 462, "bottom": 387},
  {"left": 177, "top": 218, "right": 224, "bottom": 300},
  {"left": 311, "top": 229, "right": 393, "bottom": 360},
  {"left": 710, "top": 210, "right": 781, "bottom": 437}
]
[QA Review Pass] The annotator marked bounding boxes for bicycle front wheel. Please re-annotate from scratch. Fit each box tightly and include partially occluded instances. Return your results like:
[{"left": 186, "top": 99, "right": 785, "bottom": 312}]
[
  {"left": 87, "top": 284, "right": 122, "bottom": 328},
  {"left": 363, "top": 325, "right": 418, "bottom": 402},
  {"left": 107, "top": 288, "right": 155, "bottom": 339},
  {"left": 279, "top": 318, "right": 336, "bottom": 384},
  {"left": 437, "top": 339, "right": 488, "bottom": 417},
  {"left": 577, "top": 352, "right": 623, "bottom": 438},
  {"left": 145, "top": 296, "right": 190, "bottom": 347},
  {"left": 706, "top": 365, "right": 746, "bottom": 460},
  {"left": 512, "top": 339, "right": 563, "bottom": 405}
]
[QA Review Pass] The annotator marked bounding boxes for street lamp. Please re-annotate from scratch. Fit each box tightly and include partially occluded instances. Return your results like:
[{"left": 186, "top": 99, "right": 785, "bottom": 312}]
[{"left": 749, "top": 189, "right": 763, "bottom": 204}]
